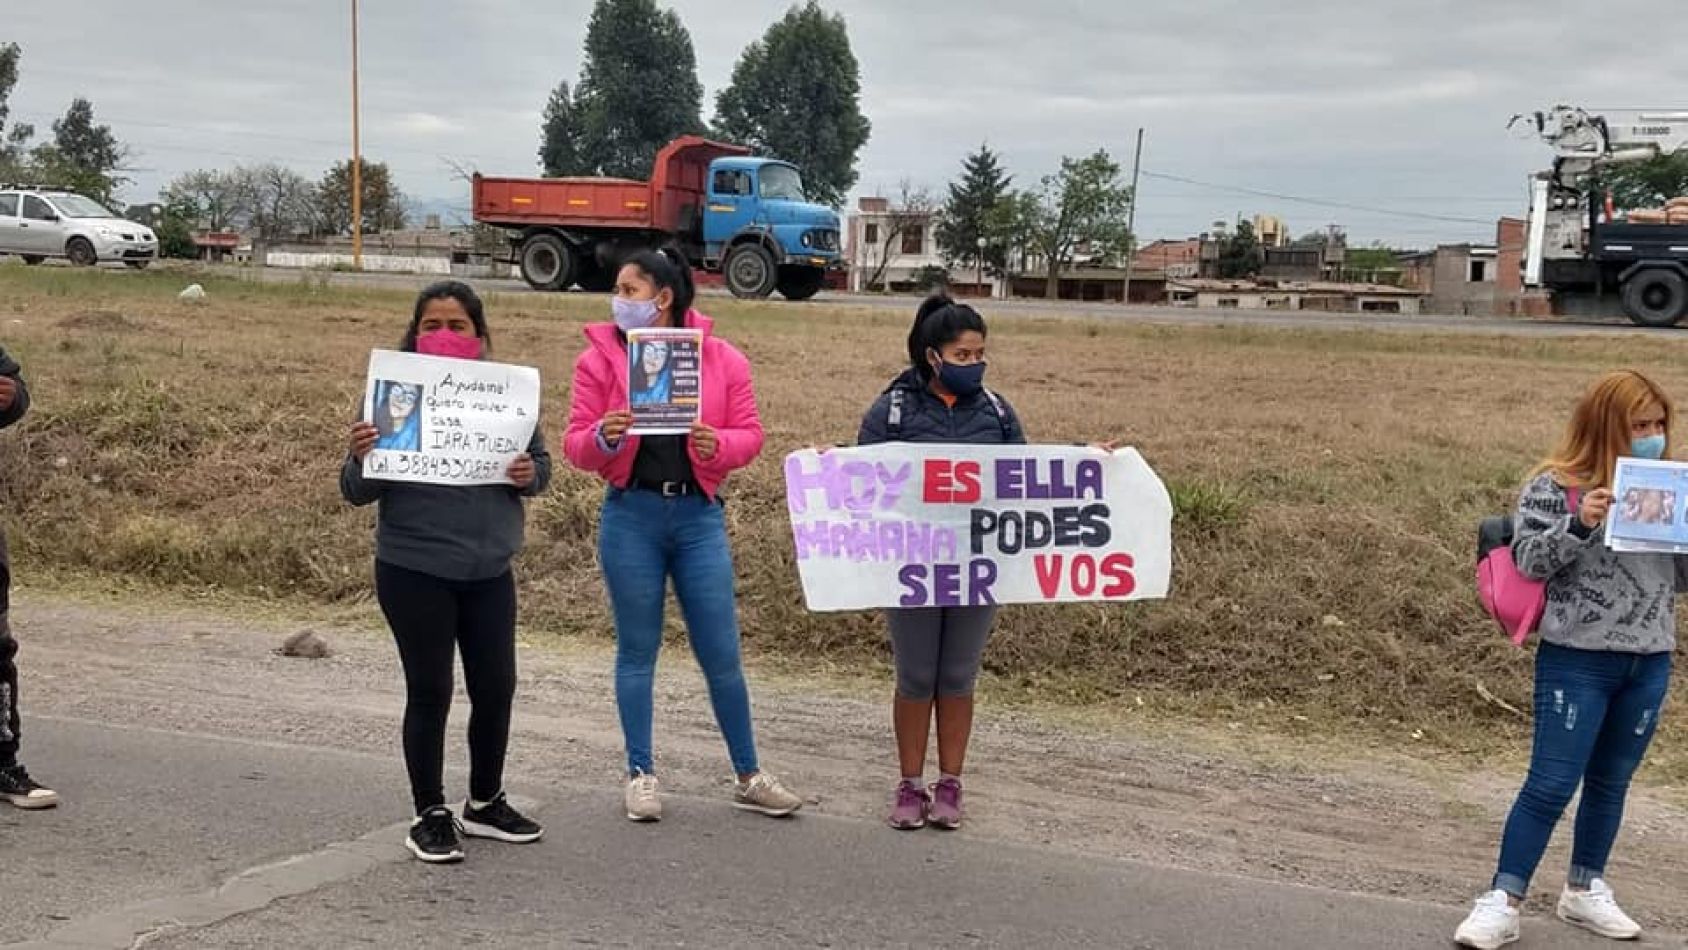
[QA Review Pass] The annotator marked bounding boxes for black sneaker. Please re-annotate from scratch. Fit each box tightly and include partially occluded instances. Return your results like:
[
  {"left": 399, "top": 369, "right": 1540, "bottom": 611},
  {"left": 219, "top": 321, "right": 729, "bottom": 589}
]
[
  {"left": 406, "top": 806, "right": 464, "bottom": 863},
  {"left": 0, "top": 764, "right": 60, "bottom": 810},
  {"left": 461, "top": 793, "right": 544, "bottom": 844}
]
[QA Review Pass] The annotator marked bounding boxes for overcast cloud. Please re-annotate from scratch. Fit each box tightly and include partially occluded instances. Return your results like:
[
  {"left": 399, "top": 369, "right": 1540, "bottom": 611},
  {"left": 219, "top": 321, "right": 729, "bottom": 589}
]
[{"left": 4, "top": 0, "right": 1683, "bottom": 246}]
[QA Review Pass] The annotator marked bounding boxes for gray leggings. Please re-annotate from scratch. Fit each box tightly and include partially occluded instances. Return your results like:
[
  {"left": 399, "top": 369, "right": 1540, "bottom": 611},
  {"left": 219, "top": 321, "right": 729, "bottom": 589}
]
[{"left": 886, "top": 606, "right": 998, "bottom": 700}]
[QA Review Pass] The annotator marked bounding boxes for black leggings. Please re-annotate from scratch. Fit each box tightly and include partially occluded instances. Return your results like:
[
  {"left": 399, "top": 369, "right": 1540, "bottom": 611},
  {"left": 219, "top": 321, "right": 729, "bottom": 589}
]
[
  {"left": 1, "top": 552, "right": 19, "bottom": 768},
  {"left": 375, "top": 560, "right": 518, "bottom": 814}
]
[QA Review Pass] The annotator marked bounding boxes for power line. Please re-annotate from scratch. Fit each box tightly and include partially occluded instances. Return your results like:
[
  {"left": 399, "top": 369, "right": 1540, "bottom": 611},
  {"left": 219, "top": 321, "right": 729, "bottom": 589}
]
[{"left": 1138, "top": 169, "right": 1498, "bottom": 226}]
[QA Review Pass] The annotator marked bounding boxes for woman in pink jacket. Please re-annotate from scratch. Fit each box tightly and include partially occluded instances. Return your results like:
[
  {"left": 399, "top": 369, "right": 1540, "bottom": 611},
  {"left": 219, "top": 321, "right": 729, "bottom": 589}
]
[{"left": 564, "top": 247, "right": 803, "bottom": 823}]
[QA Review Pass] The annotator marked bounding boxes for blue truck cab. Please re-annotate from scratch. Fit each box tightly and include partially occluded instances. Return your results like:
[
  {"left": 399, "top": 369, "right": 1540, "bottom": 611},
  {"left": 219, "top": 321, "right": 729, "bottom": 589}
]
[{"left": 703, "top": 157, "right": 841, "bottom": 300}]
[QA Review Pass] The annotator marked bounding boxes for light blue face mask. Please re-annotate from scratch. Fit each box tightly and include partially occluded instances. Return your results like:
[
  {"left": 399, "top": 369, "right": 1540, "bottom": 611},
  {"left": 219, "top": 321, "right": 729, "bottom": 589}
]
[{"left": 1631, "top": 434, "right": 1667, "bottom": 460}]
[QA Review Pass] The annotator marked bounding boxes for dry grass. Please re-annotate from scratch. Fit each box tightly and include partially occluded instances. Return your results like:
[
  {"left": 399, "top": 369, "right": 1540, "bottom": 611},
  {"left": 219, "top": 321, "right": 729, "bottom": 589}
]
[{"left": 2, "top": 262, "right": 1687, "bottom": 778}]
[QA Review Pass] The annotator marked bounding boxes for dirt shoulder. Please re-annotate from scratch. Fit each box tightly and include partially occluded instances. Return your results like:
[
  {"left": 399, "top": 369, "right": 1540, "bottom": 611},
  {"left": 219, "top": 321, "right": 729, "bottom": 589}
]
[{"left": 12, "top": 589, "right": 1688, "bottom": 932}]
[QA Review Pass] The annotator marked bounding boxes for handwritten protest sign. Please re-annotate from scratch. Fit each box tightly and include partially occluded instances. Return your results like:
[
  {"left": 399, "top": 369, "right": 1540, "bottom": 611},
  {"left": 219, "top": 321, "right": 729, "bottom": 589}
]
[
  {"left": 784, "top": 444, "right": 1173, "bottom": 611},
  {"left": 361, "top": 349, "right": 541, "bottom": 487},
  {"left": 627, "top": 327, "right": 702, "bottom": 435}
]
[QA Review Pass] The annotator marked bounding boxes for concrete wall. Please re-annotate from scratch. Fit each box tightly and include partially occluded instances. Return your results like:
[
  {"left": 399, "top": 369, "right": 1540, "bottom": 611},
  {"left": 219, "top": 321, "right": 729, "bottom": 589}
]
[{"left": 261, "top": 242, "right": 517, "bottom": 279}]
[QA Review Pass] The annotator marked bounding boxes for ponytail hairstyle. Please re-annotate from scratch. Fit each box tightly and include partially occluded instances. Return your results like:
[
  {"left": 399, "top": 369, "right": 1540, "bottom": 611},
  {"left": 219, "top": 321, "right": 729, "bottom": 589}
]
[
  {"left": 1535, "top": 369, "right": 1673, "bottom": 490},
  {"left": 906, "top": 292, "right": 988, "bottom": 382},
  {"left": 400, "top": 280, "right": 491, "bottom": 353},
  {"left": 620, "top": 246, "right": 696, "bottom": 328}
]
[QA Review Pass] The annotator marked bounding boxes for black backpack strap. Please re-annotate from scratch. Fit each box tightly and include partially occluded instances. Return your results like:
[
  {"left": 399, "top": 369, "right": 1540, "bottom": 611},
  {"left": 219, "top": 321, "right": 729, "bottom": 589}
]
[
  {"left": 886, "top": 388, "right": 904, "bottom": 438},
  {"left": 982, "top": 388, "right": 1012, "bottom": 441}
]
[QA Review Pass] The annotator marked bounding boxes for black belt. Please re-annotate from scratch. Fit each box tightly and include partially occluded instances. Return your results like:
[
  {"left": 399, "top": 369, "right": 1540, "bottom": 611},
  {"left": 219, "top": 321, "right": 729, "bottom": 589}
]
[{"left": 629, "top": 479, "right": 699, "bottom": 498}]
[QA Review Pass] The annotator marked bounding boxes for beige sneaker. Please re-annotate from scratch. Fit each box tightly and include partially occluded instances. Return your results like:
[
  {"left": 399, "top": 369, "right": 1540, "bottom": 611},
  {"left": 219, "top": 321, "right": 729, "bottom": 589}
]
[
  {"left": 625, "top": 772, "right": 661, "bottom": 822},
  {"left": 733, "top": 772, "right": 803, "bottom": 817}
]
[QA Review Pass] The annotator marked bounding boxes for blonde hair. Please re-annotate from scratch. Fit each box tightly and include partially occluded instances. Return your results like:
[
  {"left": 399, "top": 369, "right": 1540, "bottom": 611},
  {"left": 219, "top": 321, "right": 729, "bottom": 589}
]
[{"left": 1535, "top": 370, "right": 1673, "bottom": 490}]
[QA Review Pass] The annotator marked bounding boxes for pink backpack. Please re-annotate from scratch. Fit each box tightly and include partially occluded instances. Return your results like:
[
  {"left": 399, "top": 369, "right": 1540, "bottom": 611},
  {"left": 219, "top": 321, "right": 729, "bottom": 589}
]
[{"left": 1476, "top": 487, "right": 1578, "bottom": 645}]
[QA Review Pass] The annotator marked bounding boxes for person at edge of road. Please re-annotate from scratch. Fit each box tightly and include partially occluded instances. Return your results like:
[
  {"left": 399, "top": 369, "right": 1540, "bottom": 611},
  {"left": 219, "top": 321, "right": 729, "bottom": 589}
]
[
  {"left": 1455, "top": 369, "right": 1680, "bottom": 949},
  {"left": 563, "top": 246, "right": 803, "bottom": 824},
  {"left": 0, "top": 344, "right": 58, "bottom": 811},
  {"left": 340, "top": 281, "right": 552, "bottom": 865},
  {"left": 851, "top": 293, "right": 1113, "bottom": 832}
]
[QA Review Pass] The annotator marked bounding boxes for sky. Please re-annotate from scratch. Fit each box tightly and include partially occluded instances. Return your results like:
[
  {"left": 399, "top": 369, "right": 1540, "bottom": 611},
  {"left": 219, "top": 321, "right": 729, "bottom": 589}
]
[{"left": 4, "top": 0, "right": 1684, "bottom": 248}]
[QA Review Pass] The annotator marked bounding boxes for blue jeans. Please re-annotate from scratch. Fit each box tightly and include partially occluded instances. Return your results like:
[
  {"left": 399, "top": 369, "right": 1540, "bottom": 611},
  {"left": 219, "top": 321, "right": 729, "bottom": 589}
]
[
  {"left": 1494, "top": 643, "right": 1671, "bottom": 897},
  {"left": 598, "top": 488, "right": 759, "bottom": 777}
]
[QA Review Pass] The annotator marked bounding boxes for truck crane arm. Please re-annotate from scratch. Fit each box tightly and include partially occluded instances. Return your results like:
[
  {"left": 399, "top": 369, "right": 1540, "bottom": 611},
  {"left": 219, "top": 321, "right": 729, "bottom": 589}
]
[{"left": 1510, "top": 106, "right": 1688, "bottom": 167}]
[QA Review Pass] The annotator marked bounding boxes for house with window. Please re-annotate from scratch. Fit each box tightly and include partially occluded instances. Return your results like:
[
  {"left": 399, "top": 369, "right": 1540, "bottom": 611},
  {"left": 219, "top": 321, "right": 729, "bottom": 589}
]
[
  {"left": 1399, "top": 244, "right": 1498, "bottom": 315},
  {"left": 844, "top": 196, "right": 981, "bottom": 294}
]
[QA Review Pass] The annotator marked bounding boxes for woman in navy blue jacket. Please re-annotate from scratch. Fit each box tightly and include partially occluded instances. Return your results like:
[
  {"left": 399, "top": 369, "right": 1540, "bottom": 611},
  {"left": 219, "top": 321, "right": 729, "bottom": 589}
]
[{"left": 856, "top": 295, "right": 1027, "bottom": 831}]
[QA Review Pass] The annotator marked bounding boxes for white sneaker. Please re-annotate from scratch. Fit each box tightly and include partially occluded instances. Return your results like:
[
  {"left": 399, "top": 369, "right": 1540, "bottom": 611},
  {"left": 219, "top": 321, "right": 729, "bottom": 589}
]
[
  {"left": 1557, "top": 879, "right": 1642, "bottom": 940},
  {"left": 625, "top": 772, "right": 661, "bottom": 822},
  {"left": 1454, "top": 890, "right": 1521, "bottom": 949}
]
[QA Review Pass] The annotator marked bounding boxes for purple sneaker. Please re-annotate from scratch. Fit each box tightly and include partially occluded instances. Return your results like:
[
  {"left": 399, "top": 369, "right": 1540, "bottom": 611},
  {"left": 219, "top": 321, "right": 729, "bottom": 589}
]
[
  {"left": 887, "top": 780, "right": 930, "bottom": 830},
  {"left": 928, "top": 777, "right": 963, "bottom": 830}
]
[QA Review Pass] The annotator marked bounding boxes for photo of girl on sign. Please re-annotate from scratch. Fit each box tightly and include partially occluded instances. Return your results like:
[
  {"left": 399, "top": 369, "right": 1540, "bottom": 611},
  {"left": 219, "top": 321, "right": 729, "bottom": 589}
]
[
  {"left": 1621, "top": 487, "right": 1675, "bottom": 526},
  {"left": 630, "top": 339, "right": 672, "bottom": 407},
  {"left": 374, "top": 380, "right": 423, "bottom": 452}
]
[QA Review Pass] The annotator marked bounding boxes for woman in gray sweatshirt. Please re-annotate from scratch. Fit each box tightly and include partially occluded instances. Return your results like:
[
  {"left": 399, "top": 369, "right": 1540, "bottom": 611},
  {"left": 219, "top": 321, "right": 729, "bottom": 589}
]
[
  {"left": 340, "top": 282, "right": 552, "bottom": 865},
  {"left": 1456, "top": 370, "right": 1681, "bottom": 949}
]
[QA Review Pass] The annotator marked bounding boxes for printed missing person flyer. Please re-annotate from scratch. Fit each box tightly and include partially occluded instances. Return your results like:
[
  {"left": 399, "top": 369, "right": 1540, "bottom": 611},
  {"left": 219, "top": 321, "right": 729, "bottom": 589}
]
[
  {"left": 1605, "top": 457, "right": 1688, "bottom": 554},
  {"left": 627, "top": 327, "right": 702, "bottom": 435}
]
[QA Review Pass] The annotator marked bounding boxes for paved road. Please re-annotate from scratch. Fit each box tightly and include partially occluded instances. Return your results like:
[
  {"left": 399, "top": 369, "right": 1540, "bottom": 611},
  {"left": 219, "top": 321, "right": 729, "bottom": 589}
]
[
  {"left": 1, "top": 718, "right": 1641, "bottom": 949},
  {"left": 211, "top": 264, "right": 1673, "bottom": 338}
]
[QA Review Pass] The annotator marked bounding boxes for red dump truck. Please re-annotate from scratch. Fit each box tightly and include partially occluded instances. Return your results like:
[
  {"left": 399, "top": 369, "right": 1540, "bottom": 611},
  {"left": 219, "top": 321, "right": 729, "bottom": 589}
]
[{"left": 472, "top": 136, "right": 843, "bottom": 299}]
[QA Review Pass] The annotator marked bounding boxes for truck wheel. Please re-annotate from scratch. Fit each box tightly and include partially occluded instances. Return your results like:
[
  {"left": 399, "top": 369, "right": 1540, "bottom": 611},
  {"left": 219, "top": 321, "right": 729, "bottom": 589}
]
[
  {"left": 776, "top": 266, "right": 826, "bottom": 301},
  {"left": 725, "top": 244, "right": 777, "bottom": 299},
  {"left": 1621, "top": 268, "right": 1688, "bottom": 328},
  {"left": 66, "top": 237, "right": 97, "bottom": 267},
  {"left": 576, "top": 264, "right": 615, "bottom": 293},
  {"left": 519, "top": 234, "right": 573, "bottom": 291}
]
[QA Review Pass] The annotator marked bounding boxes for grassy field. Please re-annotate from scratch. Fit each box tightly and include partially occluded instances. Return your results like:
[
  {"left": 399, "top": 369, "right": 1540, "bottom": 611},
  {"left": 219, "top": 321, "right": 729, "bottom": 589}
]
[{"left": 3, "top": 262, "right": 1687, "bottom": 778}]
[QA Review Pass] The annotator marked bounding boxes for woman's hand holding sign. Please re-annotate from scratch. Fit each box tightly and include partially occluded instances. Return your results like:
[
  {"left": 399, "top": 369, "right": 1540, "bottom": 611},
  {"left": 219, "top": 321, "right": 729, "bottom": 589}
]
[
  {"left": 1580, "top": 488, "right": 1613, "bottom": 530},
  {"left": 506, "top": 453, "right": 537, "bottom": 489},
  {"left": 349, "top": 421, "right": 379, "bottom": 460},
  {"left": 599, "top": 409, "right": 633, "bottom": 446},
  {"left": 691, "top": 422, "right": 719, "bottom": 461}
]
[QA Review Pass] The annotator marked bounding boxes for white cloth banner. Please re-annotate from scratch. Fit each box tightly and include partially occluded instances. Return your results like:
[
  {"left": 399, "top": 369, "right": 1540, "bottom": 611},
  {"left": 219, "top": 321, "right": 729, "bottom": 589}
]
[
  {"left": 361, "top": 349, "right": 541, "bottom": 487},
  {"left": 783, "top": 444, "right": 1173, "bottom": 612}
]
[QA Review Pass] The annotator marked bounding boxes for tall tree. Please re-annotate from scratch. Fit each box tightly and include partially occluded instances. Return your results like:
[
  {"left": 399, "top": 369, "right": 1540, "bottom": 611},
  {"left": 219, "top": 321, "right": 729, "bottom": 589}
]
[
  {"left": 1029, "top": 150, "right": 1133, "bottom": 297},
  {"left": 986, "top": 190, "right": 1041, "bottom": 277},
  {"left": 163, "top": 169, "right": 252, "bottom": 233},
  {"left": 242, "top": 164, "right": 317, "bottom": 240},
  {"left": 935, "top": 144, "right": 1012, "bottom": 273},
  {"left": 1216, "top": 220, "right": 1262, "bottom": 279},
  {"left": 317, "top": 160, "right": 406, "bottom": 235},
  {"left": 538, "top": 81, "right": 585, "bottom": 177},
  {"left": 712, "top": 1, "right": 871, "bottom": 207},
  {"left": 571, "top": 0, "right": 704, "bottom": 179},
  {"left": 0, "top": 43, "right": 29, "bottom": 174},
  {"left": 32, "top": 97, "right": 128, "bottom": 204},
  {"left": 1602, "top": 153, "right": 1688, "bottom": 209}
]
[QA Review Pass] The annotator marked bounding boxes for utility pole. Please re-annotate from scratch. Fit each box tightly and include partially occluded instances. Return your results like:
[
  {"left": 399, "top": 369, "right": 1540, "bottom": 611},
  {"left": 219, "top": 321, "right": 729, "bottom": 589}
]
[
  {"left": 1120, "top": 127, "right": 1143, "bottom": 304},
  {"left": 350, "top": 0, "right": 363, "bottom": 270}
]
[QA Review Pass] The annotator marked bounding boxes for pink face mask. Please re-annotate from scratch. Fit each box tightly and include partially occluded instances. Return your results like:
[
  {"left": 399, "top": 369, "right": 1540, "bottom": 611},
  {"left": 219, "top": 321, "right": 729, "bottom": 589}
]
[{"left": 415, "top": 328, "right": 483, "bottom": 360}]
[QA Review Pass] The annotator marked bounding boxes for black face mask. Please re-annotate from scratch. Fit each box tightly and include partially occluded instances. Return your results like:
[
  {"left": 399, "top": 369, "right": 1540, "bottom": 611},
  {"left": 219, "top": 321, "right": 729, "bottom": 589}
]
[{"left": 933, "top": 359, "right": 987, "bottom": 397}]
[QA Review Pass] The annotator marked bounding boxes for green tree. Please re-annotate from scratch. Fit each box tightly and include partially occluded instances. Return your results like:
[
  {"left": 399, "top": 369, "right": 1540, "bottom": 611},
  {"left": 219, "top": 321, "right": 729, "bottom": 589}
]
[
  {"left": 1602, "top": 153, "right": 1688, "bottom": 209},
  {"left": 571, "top": 0, "right": 704, "bottom": 179},
  {"left": 538, "top": 80, "right": 585, "bottom": 177},
  {"left": 31, "top": 97, "right": 128, "bottom": 204},
  {"left": 935, "top": 144, "right": 1012, "bottom": 274},
  {"left": 986, "top": 191, "right": 1042, "bottom": 276},
  {"left": 316, "top": 159, "right": 406, "bottom": 236},
  {"left": 1216, "top": 220, "right": 1262, "bottom": 279},
  {"left": 155, "top": 198, "right": 200, "bottom": 259},
  {"left": 712, "top": 1, "right": 870, "bottom": 207},
  {"left": 1029, "top": 150, "right": 1133, "bottom": 297},
  {"left": 0, "top": 42, "right": 31, "bottom": 175}
]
